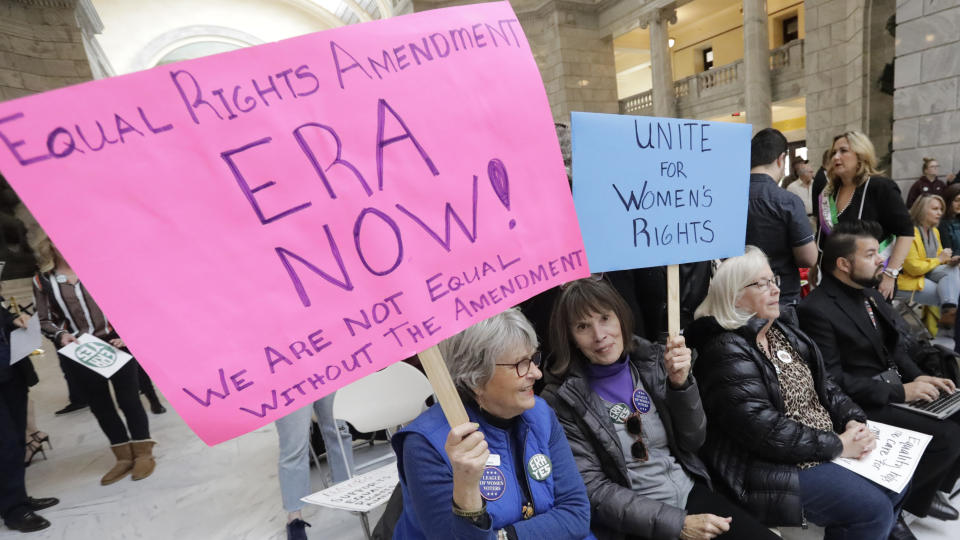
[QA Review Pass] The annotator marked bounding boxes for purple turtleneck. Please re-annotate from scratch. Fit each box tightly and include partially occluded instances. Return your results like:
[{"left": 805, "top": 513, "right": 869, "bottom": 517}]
[{"left": 584, "top": 354, "right": 635, "bottom": 406}]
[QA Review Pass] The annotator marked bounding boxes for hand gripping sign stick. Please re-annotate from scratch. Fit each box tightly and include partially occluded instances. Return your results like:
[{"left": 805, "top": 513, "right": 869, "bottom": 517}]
[{"left": 418, "top": 345, "right": 470, "bottom": 428}]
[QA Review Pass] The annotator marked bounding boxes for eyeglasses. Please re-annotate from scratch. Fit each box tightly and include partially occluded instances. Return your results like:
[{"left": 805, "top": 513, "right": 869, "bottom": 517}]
[
  {"left": 495, "top": 351, "right": 542, "bottom": 377},
  {"left": 624, "top": 412, "right": 648, "bottom": 462},
  {"left": 743, "top": 275, "right": 781, "bottom": 291}
]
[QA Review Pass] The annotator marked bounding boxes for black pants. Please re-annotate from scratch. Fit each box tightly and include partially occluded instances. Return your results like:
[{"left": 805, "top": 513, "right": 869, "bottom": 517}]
[
  {"left": 62, "top": 354, "right": 150, "bottom": 445},
  {"left": 686, "top": 482, "right": 779, "bottom": 539},
  {"left": 58, "top": 352, "right": 86, "bottom": 406},
  {"left": 0, "top": 370, "right": 29, "bottom": 521},
  {"left": 865, "top": 404, "right": 960, "bottom": 516},
  {"left": 136, "top": 361, "right": 159, "bottom": 403}
]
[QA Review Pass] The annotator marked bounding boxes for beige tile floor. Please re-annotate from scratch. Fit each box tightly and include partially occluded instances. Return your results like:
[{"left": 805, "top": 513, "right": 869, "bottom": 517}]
[{"left": 2, "top": 350, "right": 387, "bottom": 540}]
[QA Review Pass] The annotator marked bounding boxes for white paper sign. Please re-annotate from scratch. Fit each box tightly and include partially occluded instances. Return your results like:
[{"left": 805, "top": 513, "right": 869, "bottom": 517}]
[
  {"left": 9, "top": 315, "right": 40, "bottom": 365},
  {"left": 59, "top": 333, "right": 133, "bottom": 379},
  {"left": 302, "top": 465, "right": 399, "bottom": 513},
  {"left": 833, "top": 420, "right": 932, "bottom": 493}
]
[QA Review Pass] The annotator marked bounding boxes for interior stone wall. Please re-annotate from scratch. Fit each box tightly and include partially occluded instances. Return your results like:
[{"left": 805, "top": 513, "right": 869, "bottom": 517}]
[
  {"left": 0, "top": 0, "right": 93, "bottom": 101},
  {"left": 891, "top": 0, "right": 960, "bottom": 189}
]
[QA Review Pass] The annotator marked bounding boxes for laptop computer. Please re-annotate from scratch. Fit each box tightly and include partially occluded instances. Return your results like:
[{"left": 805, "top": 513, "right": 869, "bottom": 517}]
[{"left": 893, "top": 390, "right": 960, "bottom": 420}]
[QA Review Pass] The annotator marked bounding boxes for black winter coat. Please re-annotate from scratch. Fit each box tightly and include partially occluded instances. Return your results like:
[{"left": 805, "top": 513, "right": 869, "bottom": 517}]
[
  {"left": 541, "top": 336, "right": 711, "bottom": 540},
  {"left": 685, "top": 316, "right": 866, "bottom": 526}
]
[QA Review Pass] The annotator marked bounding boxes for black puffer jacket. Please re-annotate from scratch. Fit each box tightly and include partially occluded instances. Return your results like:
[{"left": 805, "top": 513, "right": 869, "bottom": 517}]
[
  {"left": 685, "top": 316, "right": 866, "bottom": 526},
  {"left": 541, "top": 336, "right": 711, "bottom": 540}
]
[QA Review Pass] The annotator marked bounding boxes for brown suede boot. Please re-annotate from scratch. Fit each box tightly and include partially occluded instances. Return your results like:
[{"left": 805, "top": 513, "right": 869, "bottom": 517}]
[
  {"left": 940, "top": 306, "right": 957, "bottom": 329},
  {"left": 130, "top": 440, "right": 156, "bottom": 481},
  {"left": 101, "top": 443, "right": 133, "bottom": 485}
]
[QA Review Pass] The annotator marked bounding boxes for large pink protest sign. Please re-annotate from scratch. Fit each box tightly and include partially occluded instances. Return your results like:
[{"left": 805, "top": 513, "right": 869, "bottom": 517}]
[{"left": 0, "top": 2, "right": 587, "bottom": 444}]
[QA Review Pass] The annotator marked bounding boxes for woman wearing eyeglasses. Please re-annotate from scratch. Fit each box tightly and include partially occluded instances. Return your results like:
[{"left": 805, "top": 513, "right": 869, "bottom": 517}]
[
  {"left": 391, "top": 308, "right": 593, "bottom": 540},
  {"left": 687, "top": 246, "right": 911, "bottom": 539},
  {"left": 541, "top": 278, "right": 775, "bottom": 540}
]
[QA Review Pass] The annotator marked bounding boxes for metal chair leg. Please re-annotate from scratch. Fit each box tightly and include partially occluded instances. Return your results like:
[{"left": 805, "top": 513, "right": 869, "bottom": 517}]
[
  {"left": 308, "top": 442, "right": 329, "bottom": 490},
  {"left": 355, "top": 511, "right": 372, "bottom": 539}
]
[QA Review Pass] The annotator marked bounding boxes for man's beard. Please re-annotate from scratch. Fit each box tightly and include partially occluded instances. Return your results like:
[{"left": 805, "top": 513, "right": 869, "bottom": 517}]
[{"left": 851, "top": 266, "right": 883, "bottom": 288}]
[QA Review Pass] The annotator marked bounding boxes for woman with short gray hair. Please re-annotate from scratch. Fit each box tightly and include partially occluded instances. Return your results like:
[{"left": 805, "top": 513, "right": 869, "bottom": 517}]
[
  {"left": 391, "top": 308, "right": 594, "bottom": 540},
  {"left": 440, "top": 308, "right": 539, "bottom": 397}
]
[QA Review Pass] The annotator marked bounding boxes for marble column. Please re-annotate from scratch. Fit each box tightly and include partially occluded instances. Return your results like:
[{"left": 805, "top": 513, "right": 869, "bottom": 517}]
[
  {"left": 641, "top": 6, "right": 677, "bottom": 118},
  {"left": 517, "top": 3, "right": 618, "bottom": 123},
  {"left": 742, "top": 0, "right": 772, "bottom": 134}
]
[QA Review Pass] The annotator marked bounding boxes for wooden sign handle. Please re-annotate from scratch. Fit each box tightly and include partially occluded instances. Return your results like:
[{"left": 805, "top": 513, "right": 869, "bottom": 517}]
[
  {"left": 667, "top": 264, "right": 680, "bottom": 338},
  {"left": 418, "top": 345, "right": 470, "bottom": 428}
]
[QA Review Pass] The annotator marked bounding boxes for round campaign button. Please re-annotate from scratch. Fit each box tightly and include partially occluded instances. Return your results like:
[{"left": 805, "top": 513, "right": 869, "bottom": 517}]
[
  {"left": 527, "top": 453, "right": 553, "bottom": 482},
  {"left": 608, "top": 403, "right": 631, "bottom": 424},
  {"left": 479, "top": 467, "right": 506, "bottom": 501},
  {"left": 776, "top": 350, "right": 793, "bottom": 364},
  {"left": 632, "top": 388, "right": 652, "bottom": 413}
]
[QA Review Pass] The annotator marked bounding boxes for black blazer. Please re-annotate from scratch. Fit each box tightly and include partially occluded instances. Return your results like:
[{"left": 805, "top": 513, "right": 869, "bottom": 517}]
[{"left": 797, "top": 274, "right": 923, "bottom": 408}]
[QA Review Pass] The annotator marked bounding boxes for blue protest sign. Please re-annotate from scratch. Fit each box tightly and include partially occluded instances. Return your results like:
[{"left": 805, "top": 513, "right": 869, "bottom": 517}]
[{"left": 571, "top": 112, "right": 750, "bottom": 271}]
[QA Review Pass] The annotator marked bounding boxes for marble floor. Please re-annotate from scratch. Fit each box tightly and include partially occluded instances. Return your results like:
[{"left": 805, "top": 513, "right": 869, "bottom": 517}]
[
  {"left": 2, "top": 350, "right": 387, "bottom": 540},
  {"left": 4, "top": 339, "right": 960, "bottom": 539}
]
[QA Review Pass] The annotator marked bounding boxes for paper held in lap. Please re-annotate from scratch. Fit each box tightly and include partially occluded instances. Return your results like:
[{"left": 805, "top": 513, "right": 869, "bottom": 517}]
[
  {"left": 59, "top": 334, "right": 133, "bottom": 379},
  {"left": 832, "top": 420, "right": 931, "bottom": 494},
  {"left": 302, "top": 465, "right": 399, "bottom": 512}
]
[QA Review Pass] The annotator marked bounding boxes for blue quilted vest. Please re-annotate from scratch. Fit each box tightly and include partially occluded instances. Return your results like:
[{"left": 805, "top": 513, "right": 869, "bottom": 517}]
[{"left": 392, "top": 397, "right": 561, "bottom": 538}]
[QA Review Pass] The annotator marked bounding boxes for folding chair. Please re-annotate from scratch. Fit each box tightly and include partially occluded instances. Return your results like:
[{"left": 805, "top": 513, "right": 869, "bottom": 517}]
[{"left": 305, "top": 362, "right": 434, "bottom": 539}]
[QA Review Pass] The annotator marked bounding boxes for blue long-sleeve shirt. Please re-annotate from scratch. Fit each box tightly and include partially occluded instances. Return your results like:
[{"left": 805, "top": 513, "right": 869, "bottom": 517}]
[{"left": 392, "top": 398, "right": 593, "bottom": 540}]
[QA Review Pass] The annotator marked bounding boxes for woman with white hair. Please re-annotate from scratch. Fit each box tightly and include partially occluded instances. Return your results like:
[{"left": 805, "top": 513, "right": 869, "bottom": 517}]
[
  {"left": 686, "top": 246, "right": 912, "bottom": 540},
  {"left": 391, "top": 308, "right": 593, "bottom": 540}
]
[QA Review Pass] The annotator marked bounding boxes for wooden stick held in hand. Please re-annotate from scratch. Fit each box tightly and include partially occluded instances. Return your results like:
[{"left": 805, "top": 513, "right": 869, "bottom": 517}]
[{"left": 418, "top": 345, "right": 470, "bottom": 428}]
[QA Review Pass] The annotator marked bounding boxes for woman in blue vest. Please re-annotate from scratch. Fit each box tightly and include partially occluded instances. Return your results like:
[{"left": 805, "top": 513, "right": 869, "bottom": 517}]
[{"left": 392, "top": 308, "right": 593, "bottom": 540}]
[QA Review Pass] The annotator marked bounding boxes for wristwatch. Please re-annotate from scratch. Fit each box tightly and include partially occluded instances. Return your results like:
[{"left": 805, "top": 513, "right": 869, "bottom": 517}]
[{"left": 882, "top": 267, "right": 900, "bottom": 279}]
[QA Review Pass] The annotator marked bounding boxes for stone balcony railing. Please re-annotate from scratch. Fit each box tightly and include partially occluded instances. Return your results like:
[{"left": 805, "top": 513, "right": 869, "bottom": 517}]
[{"left": 619, "top": 39, "right": 805, "bottom": 117}]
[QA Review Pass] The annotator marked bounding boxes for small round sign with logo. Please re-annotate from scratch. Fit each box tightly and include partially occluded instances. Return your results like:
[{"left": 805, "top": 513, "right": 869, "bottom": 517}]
[
  {"left": 527, "top": 453, "right": 552, "bottom": 482},
  {"left": 75, "top": 342, "right": 118, "bottom": 369},
  {"left": 632, "top": 388, "right": 652, "bottom": 414},
  {"left": 608, "top": 403, "right": 631, "bottom": 424},
  {"left": 479, "top": 466, "right": 507, "bottom": 501}
]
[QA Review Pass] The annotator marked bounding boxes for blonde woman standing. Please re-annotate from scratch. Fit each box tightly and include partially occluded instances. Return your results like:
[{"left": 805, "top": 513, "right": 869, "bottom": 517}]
[{"left": 815, "top": 131, "right": 914, "bottom": 299}]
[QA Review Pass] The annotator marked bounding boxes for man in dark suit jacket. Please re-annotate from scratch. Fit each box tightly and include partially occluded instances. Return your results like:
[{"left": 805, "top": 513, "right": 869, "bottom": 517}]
[
  {"left": 798, "top": 220, "right": 960, "bottom": 521},
  {"left": 0, "top": 300, "right": 58, "bottom": 532}
]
